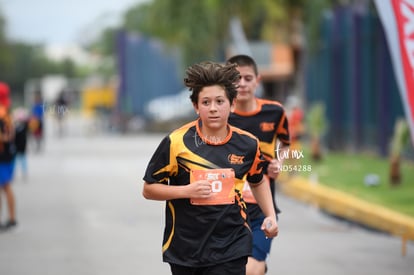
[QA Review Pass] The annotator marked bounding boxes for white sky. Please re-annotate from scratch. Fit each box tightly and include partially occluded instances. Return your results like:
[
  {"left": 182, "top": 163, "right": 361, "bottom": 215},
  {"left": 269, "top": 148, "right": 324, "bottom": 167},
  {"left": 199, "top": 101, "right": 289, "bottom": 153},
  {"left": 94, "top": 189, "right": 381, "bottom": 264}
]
[{"left": 1, "top": 0, "right": 150, "bottom": 46}]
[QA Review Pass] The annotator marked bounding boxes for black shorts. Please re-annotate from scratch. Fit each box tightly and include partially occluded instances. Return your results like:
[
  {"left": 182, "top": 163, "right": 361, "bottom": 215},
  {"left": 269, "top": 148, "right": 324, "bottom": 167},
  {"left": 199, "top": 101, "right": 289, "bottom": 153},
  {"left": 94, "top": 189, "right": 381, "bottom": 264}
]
[{"left": 169, "top": 257, "right": 247, "bottom": 275}]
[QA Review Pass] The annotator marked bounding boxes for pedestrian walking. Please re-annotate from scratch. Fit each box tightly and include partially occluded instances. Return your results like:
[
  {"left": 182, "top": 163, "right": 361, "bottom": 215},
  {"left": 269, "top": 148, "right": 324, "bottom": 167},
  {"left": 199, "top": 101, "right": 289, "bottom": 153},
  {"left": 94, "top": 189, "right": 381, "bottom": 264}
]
[
  {"left": 0, "top": 82, "right": 17, "bottom": 231},
  {"left": 13, "top": 107, "right": 29, "bottom": 180},
  {"left": 54, "top": 90, "right": 69, "bottom": 137},
  {"left": 30, "top": 91, "right": 45, "bottom": 152},
  {"left": 142, "top": 61, "right": 278, "bottom": 275},
  {"left": 287, "top": 99, "right": 305, "bottom": 171}
]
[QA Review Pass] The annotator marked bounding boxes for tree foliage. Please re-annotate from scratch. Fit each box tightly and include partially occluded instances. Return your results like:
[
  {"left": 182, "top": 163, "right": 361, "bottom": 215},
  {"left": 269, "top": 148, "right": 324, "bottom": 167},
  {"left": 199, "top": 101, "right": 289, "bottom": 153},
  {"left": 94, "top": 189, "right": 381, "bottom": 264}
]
[
  {"left": 1, "top": 0, "right": 336, "bottom": 91},
  {"left": 92, "top": 0, "right": 310, "bottom": 68},
  {"left": 0, "top": 8, "right": 84, "bottom": 93}
]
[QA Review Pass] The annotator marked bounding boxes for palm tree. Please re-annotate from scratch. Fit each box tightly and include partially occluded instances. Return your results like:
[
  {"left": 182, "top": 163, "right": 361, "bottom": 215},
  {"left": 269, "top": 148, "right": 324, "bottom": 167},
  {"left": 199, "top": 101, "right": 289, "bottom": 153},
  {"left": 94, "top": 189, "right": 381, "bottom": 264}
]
[{"left": 389, "top": 118, "right": 410, "bottom": 186}]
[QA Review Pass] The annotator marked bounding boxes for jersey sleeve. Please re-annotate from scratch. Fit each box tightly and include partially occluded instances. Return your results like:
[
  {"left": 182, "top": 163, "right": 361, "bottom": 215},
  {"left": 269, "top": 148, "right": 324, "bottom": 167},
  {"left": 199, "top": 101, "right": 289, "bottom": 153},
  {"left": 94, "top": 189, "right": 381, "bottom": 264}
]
[
  {"left": 277, "top": 111, "right": 291, "bottom": 146},
  {"left": 246, "top": 139, "right": 265, "bottom": 185},
  {"left": 143, "top": 135, "right": 177, "bottom": 184}
]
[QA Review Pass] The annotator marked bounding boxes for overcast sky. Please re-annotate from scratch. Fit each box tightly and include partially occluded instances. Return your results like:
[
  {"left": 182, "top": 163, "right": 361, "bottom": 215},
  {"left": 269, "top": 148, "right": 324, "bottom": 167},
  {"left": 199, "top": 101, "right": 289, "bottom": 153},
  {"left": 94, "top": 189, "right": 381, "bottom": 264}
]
[{"left": 1, "top": 0, "right": 150, "bottom": 46}]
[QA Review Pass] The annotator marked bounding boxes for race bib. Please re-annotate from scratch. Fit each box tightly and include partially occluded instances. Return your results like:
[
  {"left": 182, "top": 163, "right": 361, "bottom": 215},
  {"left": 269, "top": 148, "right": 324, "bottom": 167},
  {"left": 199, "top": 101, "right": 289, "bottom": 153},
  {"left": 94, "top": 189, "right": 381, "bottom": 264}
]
[{"left": 190, "top": 168, "right": 235, "bottom": 205}]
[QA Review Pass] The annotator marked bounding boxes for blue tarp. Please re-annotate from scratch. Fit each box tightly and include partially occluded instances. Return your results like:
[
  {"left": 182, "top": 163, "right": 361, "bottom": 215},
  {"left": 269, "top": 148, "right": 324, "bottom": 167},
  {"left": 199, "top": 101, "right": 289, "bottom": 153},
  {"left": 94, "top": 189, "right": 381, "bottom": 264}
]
[{"left": 116, "top": 31, "right": 183, "bottom": 117}]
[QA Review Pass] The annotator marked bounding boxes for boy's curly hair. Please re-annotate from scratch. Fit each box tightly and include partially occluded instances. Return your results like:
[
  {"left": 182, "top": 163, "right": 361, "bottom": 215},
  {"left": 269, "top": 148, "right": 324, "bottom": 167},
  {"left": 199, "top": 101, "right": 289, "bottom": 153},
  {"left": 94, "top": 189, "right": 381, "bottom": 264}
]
[{"left": 184, "top": 62, "right": 240, "bottom": 104}]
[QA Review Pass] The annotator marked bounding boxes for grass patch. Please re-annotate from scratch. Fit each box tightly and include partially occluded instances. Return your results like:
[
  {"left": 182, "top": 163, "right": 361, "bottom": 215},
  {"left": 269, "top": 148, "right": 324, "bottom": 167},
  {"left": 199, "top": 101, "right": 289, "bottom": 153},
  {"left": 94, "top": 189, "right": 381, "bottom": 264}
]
[{"left": 282, "top": 148, "right": 414, "bottom": 218}]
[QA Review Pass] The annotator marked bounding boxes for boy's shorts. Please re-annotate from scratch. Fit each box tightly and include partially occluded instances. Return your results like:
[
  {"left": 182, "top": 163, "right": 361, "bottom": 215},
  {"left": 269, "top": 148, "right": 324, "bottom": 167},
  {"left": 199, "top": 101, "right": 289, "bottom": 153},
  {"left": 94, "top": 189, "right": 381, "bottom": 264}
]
[
  {"left": 250, "top": 217, "right": 273, "bottom": 261},
  {"left": 169, "top": 257, "right": 247, "bottom": 275}
]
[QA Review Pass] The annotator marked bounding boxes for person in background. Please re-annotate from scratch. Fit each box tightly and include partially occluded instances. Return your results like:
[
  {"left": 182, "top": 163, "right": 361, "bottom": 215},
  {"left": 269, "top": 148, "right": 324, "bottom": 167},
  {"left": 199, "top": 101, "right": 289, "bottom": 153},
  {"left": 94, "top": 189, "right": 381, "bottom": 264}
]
[
  {"left": 142, "top": 61, "right": 278, "bottom": 275},
  {"left": 0, "top": 82, "right": 17, "bottom": 231},
  {"left": 227, "top": 54, "right": 290, "bottom": 275},
  {"left": 54, "top": 90, "right": 69, "bottom": 137},
  {"left": 13, "top": 107, "right": 29, "bottom": 181},
  {"left": 30, "top": 91, "right": 45, "bottom": 152},
  {"left": 287, "top": 101, "right": 304, "bottom": 171}
]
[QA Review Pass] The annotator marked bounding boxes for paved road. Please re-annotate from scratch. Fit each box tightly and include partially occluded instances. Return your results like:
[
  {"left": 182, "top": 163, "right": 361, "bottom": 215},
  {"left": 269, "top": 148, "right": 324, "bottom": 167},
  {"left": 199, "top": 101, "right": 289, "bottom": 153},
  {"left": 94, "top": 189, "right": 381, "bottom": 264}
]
[{"left": 0, "top": 116, "right": 413, "bottom": 275}]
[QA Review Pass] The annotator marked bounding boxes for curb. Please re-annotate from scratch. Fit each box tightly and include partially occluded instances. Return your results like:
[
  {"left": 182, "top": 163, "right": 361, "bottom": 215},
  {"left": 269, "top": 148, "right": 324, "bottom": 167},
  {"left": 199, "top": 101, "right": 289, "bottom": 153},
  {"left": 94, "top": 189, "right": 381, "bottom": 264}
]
[{"left": 279, "top": 176, "right": 414, "bottom": 256}]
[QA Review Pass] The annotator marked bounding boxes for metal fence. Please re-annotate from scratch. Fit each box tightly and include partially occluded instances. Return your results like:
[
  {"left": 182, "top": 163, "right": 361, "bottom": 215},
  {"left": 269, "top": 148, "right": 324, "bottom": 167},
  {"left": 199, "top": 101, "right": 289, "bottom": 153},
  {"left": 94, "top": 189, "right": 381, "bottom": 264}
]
[{"left": 305, "top": 5, "right": 409, "bottom": 156}]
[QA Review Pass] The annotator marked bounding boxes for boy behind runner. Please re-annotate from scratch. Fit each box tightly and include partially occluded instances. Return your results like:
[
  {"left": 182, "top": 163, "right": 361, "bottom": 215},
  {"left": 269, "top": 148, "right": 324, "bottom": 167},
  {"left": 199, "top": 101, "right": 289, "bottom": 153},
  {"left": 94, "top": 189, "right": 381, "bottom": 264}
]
[{"left": 227, "top": 54, "right": 290, "bottom": 275}]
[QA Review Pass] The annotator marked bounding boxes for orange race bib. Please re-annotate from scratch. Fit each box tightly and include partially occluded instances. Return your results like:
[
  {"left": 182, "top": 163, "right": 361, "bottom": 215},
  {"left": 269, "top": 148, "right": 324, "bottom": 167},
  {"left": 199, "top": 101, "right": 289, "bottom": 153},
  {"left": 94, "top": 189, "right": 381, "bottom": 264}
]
[{"left": 190, "top": 169, "right": 235, "bottom": 205}]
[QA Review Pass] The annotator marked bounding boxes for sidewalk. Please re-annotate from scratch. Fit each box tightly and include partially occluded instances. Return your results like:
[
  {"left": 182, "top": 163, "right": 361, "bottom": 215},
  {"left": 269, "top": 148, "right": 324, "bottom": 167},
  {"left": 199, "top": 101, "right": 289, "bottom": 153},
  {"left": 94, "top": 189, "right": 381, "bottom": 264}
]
[
  {"left": 279, "top": 176, "right": 414, "bottom": 256},
  {"left": 0, "top": 115, "right": 413, "bottom": 274}
]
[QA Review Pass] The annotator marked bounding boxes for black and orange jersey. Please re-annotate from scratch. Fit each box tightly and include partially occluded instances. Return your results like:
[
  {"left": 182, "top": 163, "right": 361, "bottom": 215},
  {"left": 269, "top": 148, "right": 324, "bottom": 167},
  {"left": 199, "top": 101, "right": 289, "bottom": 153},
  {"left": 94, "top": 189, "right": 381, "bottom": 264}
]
[
  {"left": 228, "top": 98, "right": 290, "bottom": 219},
  {"left": 143, "top": 118, "right": 266, "bottom": 267}
]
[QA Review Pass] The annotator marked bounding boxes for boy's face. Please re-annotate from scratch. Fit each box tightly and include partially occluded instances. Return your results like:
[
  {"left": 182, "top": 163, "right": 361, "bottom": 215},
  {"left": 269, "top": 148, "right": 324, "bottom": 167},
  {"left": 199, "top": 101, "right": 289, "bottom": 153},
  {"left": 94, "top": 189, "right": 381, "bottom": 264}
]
[
  {"left": 194, "top": 85, "right": 234, "bottom": 133},
  {"left": 235, "top": 65, "right": 260, "bottom": 103}
]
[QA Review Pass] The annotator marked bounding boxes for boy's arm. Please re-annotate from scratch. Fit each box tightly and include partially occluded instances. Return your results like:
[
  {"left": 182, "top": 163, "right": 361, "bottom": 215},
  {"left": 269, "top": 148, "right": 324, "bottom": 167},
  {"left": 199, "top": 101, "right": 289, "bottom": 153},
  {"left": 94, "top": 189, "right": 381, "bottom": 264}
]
[
  {"left": 268, "top": 144, "right": 289, "bottom": 179},
  {"left": 249, "top": 177, "right": 279, "bottom": 238},
  {"left": 142, "top": 180, "right": 212, "bottom": 201}
]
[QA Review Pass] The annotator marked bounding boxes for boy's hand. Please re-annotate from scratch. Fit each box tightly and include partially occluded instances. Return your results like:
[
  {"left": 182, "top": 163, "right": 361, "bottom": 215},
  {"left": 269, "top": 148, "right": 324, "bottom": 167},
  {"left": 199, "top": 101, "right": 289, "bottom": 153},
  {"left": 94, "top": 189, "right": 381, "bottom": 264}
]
[
  {"left": 261, "top": 216, "right": 279, "bottom": 238},
  {"left": 188, "top": 180, "right": 212, "bottom": 198},
  {"left": 267, "top": 159, "right": 281, "bottom": 179}
]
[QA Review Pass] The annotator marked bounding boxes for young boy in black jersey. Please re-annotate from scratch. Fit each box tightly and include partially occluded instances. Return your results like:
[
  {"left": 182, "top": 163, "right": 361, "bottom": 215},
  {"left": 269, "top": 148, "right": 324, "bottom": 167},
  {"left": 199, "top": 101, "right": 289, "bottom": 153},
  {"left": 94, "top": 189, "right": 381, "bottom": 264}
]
[
  {"left": 143, "top": 61, "right": 278, "bottom": 275},
  {"left": 227, "top": 54, "right": 290, "bottom": 275}
]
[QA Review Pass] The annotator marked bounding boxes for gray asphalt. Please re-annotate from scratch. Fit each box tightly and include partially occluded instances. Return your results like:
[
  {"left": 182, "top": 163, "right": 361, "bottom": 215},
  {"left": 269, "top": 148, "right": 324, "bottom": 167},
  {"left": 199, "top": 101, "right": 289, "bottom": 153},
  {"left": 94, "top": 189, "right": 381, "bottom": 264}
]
[{"left": 0, "top": 116, "right": 413, "bottom": 275}]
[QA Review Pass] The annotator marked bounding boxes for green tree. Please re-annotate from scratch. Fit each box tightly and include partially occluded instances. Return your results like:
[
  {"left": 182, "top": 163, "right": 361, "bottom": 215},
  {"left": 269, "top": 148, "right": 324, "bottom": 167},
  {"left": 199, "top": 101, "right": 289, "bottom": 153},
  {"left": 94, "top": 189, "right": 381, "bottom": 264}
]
[
  {"left": 0, "top": 10, "right": 13, "bottom": 81},
  {"left": 92, "top": 0, "right": 305, "bottom": 70},
  {"left": 0, "top": 7, "right": 86, "bottom": 92},
  {"left": 6, "top": 43, "right": 63, "bottom": 90}
]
